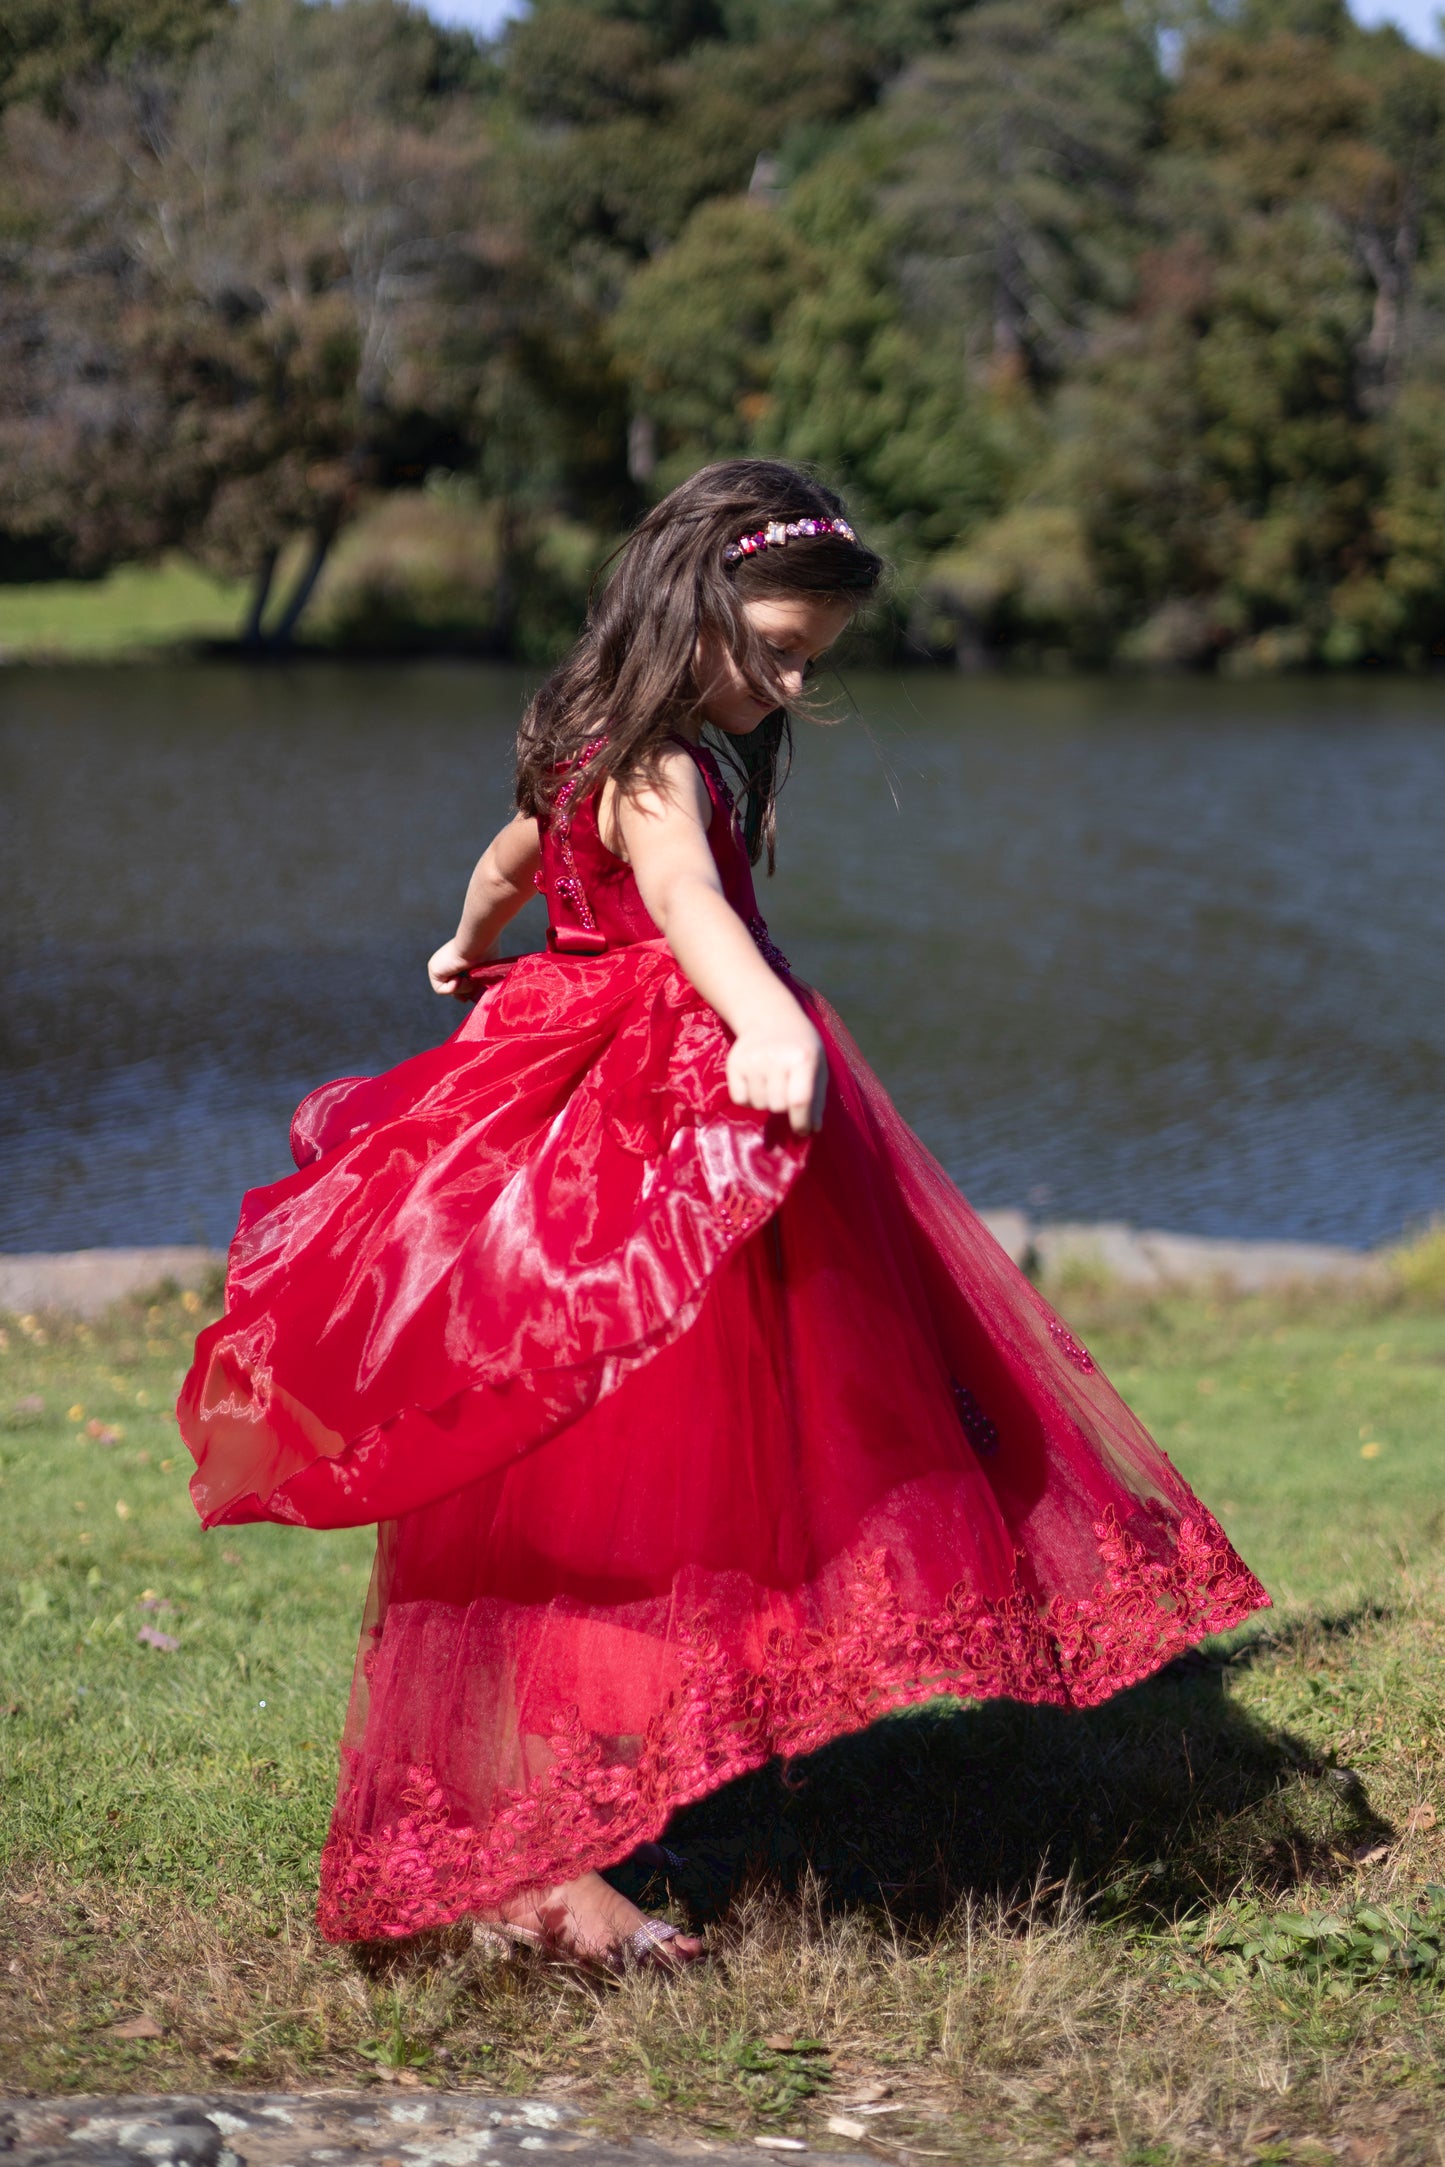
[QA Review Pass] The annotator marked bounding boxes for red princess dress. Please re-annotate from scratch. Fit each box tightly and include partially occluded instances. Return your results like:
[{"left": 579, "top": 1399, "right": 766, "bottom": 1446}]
[{"left": 178, "top": 737, "right": 1268, "bottom": 1943}]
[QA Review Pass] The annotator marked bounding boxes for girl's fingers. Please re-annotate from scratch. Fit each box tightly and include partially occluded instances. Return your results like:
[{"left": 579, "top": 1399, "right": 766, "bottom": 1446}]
[{"left": 788, "top": 1062, "right": 821, "bottom": 1135}]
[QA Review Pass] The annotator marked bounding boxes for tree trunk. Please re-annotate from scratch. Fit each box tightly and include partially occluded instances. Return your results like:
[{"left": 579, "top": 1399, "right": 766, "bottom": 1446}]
[
  {"left": 627, "top": 412, "right": 658, "bottom": 487},
  {"left": 268, "top": 516, "right": 339, "bottom": 649},
  {"left": 241, "top": 548, "right": 278, "bottom": 646}
]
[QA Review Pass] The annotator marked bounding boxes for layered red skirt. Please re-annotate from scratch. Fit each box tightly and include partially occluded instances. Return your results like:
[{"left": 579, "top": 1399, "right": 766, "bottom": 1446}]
[{"left": 179, "top": 943, "right": 1268, "bottom": 1942}]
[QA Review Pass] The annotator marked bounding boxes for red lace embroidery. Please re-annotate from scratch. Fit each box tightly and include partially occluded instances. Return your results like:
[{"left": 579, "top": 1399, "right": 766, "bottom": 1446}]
[{"left": 318, "top": 1507, "right": 1268, "bottom": 1942}]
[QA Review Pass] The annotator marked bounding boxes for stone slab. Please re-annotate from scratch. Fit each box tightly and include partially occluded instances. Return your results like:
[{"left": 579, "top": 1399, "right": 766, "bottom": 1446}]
[
  {"left": 0, "top": 1250, "right": 222, "bottom": 1320},
  {"left": 0, "top": 1214, "right": 1383, "bottom": 1320},
  {"left": 1030, "top": 1220, "right": 1380, "bottom": 1292},
  {"left": 972, "top": 1209, "right": 1032, "bottom": 1266},
  {"left": 0, "top": 2093, "right": 856, "bottom": 2167}
]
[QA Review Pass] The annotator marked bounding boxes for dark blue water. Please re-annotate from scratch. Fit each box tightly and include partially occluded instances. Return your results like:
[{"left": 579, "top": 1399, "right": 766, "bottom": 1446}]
[{"left": 2, "top": 664, "right": 1442, "bottom": 1250}]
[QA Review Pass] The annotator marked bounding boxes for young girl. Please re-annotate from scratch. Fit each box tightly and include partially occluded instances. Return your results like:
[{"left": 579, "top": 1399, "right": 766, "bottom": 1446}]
[{"left": 179, "top": 459, "right": 1268, "bottom": 1969}]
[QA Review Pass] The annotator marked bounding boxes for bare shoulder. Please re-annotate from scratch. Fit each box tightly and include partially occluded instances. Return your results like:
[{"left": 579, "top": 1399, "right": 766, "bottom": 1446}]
[
  {"left": 601, "top": 744, "right": 711, "bottom": 858},
  {"left": 648, "top": 742, "right": 712, "bottom": 814}
]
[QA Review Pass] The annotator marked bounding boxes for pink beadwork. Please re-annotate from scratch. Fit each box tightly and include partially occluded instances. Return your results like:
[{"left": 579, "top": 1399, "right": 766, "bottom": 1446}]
[
  {"left": 1049, "top": 1318, "right": 1097, "bottom": 1374},
  {"left": 724, "top": 516, "right": 857, "bottom": 565},
  {"left": 749, "top": 914, "right": 791, "bottom": 972},
  {"left": 316, "top": 1506, "right": 1267, "bottom": 1943},
  {"left": 549, "top": 739, "right": 607, "bottom": 943}
]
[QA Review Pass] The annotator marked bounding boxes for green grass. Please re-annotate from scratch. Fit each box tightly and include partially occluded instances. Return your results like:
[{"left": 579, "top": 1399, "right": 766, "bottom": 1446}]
[
  {"left": 0, "top": 560, "right": 247, "bottom": 658},
  {"left": 2, "top": 1275, "right": 1444, "bottom": 2164}
]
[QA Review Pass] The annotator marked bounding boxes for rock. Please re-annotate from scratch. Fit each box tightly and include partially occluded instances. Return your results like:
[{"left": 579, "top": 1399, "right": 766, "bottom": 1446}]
[
  {"left": 0, "top": 2096, "right": 875, "bottom": 2167},
  {"left": 1030, "top": 1221, "right": 1380, "bottom": 1293},
  {"left": 0, "top": 1249, "right": 221, "bottom": 1320},
  {"left": 66, "top": 2114, "right": 223, "bottom": 2167},
  {"left": 974, "top": 1209, "right": 1032, "bottom": 1267}
]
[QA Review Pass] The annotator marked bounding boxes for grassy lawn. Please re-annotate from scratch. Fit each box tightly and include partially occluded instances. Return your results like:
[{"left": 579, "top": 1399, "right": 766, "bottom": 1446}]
[
  {"left": 2, "top": 1271, "right": 1443, "bottom": 2164},
  {"left": 0, "top": 561, "right": 247, "bottom": 658}
]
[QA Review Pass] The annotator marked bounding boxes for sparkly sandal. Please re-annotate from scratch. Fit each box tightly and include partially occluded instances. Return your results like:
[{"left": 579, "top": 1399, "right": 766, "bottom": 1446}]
[
  {"left": 615, "top": 1917, "right": 705, "bottom": 1972},
  {"left": 477, "top": 1911, "right": 703, "bottom": 1975}
]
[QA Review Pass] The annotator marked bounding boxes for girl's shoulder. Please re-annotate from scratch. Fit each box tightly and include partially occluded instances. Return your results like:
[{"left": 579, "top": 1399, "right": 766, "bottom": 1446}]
[{"left": 597, "top": 742, "right": 714, "bottom": 856}]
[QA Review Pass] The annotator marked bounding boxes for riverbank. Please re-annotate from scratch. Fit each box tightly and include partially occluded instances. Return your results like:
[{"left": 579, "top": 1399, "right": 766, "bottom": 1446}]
[
  {"left": 2, "top": 1273, "right": 1443, "bottom": 2157},
  {"left": 0, "top": 1214, "right": 1405, "bottom": 1320}
]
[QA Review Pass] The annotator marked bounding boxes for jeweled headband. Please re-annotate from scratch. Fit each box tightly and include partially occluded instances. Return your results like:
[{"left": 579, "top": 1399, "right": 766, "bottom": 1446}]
[{"left": 723, "top": 515, "right": 857, "bottom": 565}]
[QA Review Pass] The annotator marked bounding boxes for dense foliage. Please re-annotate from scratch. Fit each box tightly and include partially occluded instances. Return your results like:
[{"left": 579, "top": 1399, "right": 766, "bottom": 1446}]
[{"left": 3, "top": 0, "right": 1445, "bottom": 665}]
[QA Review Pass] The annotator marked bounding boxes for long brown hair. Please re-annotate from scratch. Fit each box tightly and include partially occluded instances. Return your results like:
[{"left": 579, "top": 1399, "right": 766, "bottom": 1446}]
[{"left": 515, "top": 460, "right": 883, "bottom": 868}]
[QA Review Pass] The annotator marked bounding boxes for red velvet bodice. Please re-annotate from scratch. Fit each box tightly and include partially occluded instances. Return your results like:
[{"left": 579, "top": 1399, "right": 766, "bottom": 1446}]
[{"left": 535, "top": 737, "right": 785, "bottom": 966}]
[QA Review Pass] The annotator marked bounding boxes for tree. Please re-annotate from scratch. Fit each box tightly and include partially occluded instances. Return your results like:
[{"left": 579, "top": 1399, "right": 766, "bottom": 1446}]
[
  {"left": 881, "top": 0, "right": 1162, "bottom": 384},
  {"left": 0, "top": 0, "right": 230, "bottom": 115},
  {"left": 0, "top": 0, "right": 510, "bottom": 643},
  {"left": 759, "top": 153, "right": 1028, "bottom": 569},
  {"left": 610, "top": 196, "right": 817, "bottom": 484}
]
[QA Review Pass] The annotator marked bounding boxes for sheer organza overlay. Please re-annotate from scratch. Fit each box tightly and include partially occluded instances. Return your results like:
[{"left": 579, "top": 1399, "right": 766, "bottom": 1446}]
[{"left": 178, "top": 743, "right": 1268, "bottom": 1943}]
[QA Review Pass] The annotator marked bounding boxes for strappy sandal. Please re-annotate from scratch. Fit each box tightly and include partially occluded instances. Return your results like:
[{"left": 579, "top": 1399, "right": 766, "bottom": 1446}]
[
  {"left": 476, "top": 1912, "right": 704, "bottom": 1975},
  {"left": 612, "top": 1917, "right": 705, "bottom": 1973}
]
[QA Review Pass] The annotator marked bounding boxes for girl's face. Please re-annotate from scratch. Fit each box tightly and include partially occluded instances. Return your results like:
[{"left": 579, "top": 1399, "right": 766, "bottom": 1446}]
[{"left": 694, "top": 593, "right": 854, "bottom": 737}]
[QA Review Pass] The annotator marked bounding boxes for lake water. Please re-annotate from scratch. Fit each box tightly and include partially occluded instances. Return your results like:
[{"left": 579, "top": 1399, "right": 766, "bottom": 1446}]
[{"left": 1, "top": 663, "right": 1442, "bottom": 1252}]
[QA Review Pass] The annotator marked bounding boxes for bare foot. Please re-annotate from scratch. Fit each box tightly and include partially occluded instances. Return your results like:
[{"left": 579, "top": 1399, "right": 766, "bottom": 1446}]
[{"left": 482, "top": 1869, "right": 704, "bottom": 1969}]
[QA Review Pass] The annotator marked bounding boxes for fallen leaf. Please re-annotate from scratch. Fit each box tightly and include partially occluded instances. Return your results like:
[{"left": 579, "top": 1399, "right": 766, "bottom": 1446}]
[
  {"left": 1406, "top": 1802, "right": 1437, "bottom": 1833},
  {"left": 18, "top": 1580, "right": 51, "bottom": 1623},
  {"left": 115, "top": 1500, "right": 131, "bottom": 1521},
  {"left": 136, "top": 1626, "right": 180, "bottom": 1653},
  {"left": 826, "top": 2120, "right": 868, "bottom": 2143},
  {"left": 837, "top": 2086, "right": 890, "bottom": 2106},
  {"left": 110, "top": 2014, "right": 164, "bottom": 2040},
  {"left": 765, "top": 2034, "right": 798, "bottom": 2051},
  {"left": 221, "top": 1549, "right": 243, "bottom": 1566},
  {"left": 1352, "top": 1842, "right": 1392, "bottom": 1866}
]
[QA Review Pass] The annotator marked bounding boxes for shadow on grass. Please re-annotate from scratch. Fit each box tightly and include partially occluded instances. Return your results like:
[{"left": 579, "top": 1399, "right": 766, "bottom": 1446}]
[{"left": 613, "top": 1633, "right": 1396, "bottom": 1933}]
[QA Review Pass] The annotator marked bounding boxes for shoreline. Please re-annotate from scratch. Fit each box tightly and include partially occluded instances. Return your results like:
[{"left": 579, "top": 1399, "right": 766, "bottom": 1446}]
[{"left": 0, "top": 1217, "right": 1386, "bottom": 1318}]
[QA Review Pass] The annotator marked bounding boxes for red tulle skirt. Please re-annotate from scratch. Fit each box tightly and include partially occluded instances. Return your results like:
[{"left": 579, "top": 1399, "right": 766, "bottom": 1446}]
[{"left": 179, "top": 944, "right": 1268, "bottom": 1943}]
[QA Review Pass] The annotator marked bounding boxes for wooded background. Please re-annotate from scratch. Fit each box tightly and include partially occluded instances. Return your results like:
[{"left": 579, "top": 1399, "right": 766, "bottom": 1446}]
[{"left": 4, "top": 0, "right": 1445, "bottom": 667}]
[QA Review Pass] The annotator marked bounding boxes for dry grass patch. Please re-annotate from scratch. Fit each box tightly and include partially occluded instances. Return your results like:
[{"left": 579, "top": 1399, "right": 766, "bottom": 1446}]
[{"left": 3, "top": 1279, "right": 1445, "bottom": 2163}]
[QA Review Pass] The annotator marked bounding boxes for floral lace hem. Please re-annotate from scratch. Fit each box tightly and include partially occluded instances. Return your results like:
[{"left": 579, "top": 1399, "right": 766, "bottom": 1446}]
[{"left": 317, "top": 1508, "right": 1269, "bottom": 1942}]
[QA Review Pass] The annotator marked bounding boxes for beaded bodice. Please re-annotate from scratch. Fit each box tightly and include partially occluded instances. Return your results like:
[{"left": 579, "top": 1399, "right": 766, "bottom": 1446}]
[{"left": 535, "top": 737, "right": 789, "bottom": 970}]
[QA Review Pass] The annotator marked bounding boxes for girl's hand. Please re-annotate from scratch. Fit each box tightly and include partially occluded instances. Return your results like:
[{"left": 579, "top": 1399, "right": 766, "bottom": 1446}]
[
  {"left": 428, "top": 937, "right": 484, "bottom": 998},
  {"left": 727, "top": 1019, "right": 828, "bottom": 1135}
]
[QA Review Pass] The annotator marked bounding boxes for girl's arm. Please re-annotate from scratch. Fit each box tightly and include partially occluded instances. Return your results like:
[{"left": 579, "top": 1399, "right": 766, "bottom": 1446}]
[
  {"left": 610, "top": 752, "right": 827, "bottom": 1135},
  {"left": 428, "top": 813, "right": 541, "bottom": 997}
]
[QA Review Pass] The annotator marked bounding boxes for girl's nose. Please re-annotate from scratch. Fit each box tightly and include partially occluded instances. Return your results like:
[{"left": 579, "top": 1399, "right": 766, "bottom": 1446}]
[{"left": 780, "top": 666, "right": 805, "bottom": 700}]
